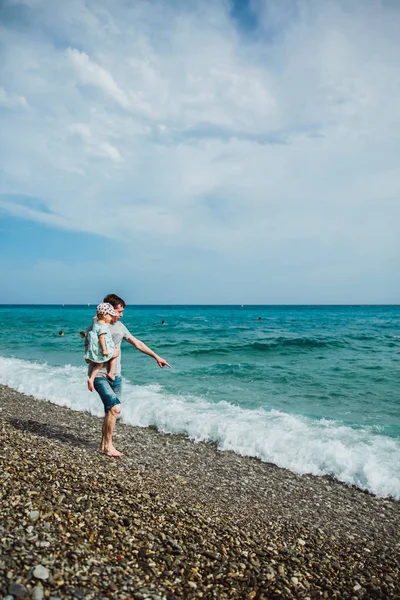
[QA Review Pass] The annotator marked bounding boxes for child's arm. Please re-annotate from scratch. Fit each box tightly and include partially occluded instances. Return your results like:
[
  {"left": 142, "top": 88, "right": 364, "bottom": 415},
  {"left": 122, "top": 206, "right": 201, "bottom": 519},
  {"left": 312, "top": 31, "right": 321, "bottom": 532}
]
[{"left": 98, "top": 333, "right": 109, "bottom": 356}]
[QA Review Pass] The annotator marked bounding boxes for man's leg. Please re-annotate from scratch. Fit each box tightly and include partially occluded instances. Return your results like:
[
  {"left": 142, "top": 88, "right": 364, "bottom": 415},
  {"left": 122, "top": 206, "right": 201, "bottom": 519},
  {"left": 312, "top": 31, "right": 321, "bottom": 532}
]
[
  {"left": 101, "top": 405, "right": 122, "bottom": 457},
  {"left": 93, "top": 376, "right": 123, "bottom": 457}
]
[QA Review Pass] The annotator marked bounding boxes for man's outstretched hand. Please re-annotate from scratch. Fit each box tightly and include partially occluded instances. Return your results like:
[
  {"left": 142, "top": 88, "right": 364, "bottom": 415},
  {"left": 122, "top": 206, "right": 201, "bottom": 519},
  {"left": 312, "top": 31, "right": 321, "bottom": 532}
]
[{"left": 156, "top": 357, "right": 171, "bottom": 368}]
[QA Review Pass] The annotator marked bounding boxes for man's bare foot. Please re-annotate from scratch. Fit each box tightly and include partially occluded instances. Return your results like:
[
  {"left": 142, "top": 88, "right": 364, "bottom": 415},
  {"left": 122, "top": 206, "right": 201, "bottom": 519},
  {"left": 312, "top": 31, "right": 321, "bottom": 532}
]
[
  {"left": 100, "top": 446, "right": 123, "bottom": 457},
  {"left": 87, "top": 379, "right": 94, "bottom": 392},
  {"left": 107, "top": 373, "right": 115, "bottom": 382}
]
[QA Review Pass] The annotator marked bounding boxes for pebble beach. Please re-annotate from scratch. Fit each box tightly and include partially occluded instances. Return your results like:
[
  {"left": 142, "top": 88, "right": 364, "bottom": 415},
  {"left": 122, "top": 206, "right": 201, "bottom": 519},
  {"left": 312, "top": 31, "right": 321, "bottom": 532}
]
[{"left": 1, "top": 384, "right": 399, "bottom": 600}]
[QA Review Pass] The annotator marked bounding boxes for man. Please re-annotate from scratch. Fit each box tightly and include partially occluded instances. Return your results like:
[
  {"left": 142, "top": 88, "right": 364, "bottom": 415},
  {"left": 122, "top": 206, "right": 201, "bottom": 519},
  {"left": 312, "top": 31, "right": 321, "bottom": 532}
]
[{"left": 87, "top": 293, "right": 171, "bottom": 457}]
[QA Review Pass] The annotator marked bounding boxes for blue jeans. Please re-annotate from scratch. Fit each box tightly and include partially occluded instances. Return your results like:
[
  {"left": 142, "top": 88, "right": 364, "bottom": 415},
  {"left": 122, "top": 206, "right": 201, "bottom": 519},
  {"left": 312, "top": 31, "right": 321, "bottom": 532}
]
[{"left": 93, "top": 376, "right": 122, "bottom": 413}]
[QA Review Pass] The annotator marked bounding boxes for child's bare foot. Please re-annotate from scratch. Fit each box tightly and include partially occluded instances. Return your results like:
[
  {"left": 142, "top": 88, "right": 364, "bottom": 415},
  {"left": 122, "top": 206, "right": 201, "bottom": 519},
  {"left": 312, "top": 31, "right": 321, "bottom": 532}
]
[
  {"left": 107, "top": 373, "right": 115, "bottom": 382},
  {"left": 87, "top": 379, "right": 94, "bottom": 392}
]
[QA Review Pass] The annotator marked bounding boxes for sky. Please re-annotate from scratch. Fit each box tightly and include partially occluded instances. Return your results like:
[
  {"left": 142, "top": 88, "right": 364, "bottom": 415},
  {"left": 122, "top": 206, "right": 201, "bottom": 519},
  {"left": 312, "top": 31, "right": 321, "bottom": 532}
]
[{"left": 0, "top": 0, "right": 399, "bottom": 304}]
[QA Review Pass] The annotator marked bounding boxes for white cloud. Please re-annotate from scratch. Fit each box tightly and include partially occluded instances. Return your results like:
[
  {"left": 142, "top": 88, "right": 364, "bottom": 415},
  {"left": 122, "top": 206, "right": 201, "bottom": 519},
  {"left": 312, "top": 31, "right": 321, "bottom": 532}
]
[
  {"left": 0, "top": 87, "right": 29, "bottom": 110},
  {"left": 98, "top": 142, "right": 122, "bottom": 162},
  {"left": 69, "top": 122, "right": 122, "bottom": 163},
  {"left": 0, "top": 0, "right": 399, "bottom": 301},
  {"left": 66, "top": 48, "right": 131, "bottom": 110},
  {"left": 69, "top": 123, "right": 91, "bottom": 140}
]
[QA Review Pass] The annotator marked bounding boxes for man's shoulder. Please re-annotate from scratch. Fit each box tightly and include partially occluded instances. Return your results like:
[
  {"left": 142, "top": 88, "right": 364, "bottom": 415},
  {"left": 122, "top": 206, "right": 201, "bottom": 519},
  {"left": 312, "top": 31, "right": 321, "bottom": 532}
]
[
  {"left": 111, "top": 320, "right": 131, "bottom": 336},
  {"left": 110, "top": 321, "right": 126, "bottom": 331}
]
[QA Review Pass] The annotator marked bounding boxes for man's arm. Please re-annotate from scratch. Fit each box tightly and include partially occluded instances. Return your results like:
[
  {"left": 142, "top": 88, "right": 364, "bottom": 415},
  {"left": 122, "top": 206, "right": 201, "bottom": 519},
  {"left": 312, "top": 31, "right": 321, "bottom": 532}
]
[{"left": 126, "top": 335, "right": 171, "bottom": 368}]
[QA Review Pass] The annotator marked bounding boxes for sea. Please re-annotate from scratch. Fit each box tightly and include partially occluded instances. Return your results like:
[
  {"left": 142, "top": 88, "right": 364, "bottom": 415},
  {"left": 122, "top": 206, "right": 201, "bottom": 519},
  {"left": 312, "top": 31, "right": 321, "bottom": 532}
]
[{"left": 0, "top": 304, "right": 399, "bottom": 499}]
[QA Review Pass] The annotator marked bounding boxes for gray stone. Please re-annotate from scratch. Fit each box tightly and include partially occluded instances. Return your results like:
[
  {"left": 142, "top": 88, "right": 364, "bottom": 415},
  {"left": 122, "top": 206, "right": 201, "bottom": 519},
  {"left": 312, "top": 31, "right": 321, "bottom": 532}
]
[
  {"left": 8, "top": 582, "right": 28, "bottom": 597},
  {"left": 29, "top": 510, "right": 40, "bottom": 522},
  {"left": 33, "top": 565, "right": 50, "bottom": 580},
  {"left": 32, "top": 585, "right": 44, "bottom": 600}
]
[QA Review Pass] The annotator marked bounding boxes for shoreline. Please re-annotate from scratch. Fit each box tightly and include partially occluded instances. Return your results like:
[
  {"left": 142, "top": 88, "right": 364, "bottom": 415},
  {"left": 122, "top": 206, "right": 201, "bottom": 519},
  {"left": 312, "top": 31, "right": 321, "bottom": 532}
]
[{"left": 1, "top": 384, "right": 399, "bottom": 599}]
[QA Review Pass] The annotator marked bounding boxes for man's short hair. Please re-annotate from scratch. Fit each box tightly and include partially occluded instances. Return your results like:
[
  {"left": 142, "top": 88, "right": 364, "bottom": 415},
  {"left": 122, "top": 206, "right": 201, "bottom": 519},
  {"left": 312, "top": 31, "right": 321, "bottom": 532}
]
[{"left": 103, "top": 293, "right": 126, "bottom": 308}]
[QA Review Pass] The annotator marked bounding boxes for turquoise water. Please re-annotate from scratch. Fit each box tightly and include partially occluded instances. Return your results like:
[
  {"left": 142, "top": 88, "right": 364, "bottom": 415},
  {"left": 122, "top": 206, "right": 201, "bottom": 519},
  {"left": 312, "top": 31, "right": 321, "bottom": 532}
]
[{"left": 0, "top": 305, "right": 399, "bottom": 498}]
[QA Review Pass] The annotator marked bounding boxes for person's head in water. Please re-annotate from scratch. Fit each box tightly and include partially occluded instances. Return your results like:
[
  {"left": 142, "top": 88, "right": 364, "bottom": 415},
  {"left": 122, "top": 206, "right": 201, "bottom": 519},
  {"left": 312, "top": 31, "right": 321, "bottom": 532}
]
[
  {"left": 59, "top": 331, "right": 64, "bottom": 336},
  {"left": 79, "top": 331, "right": 86, "bottom": 339},
  {"left": 161, "top": 320, "right": 165, "bottom": 325}
]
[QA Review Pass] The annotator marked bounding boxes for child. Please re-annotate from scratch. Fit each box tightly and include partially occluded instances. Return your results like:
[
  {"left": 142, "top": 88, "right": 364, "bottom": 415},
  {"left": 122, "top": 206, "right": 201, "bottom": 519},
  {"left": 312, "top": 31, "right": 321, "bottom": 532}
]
[{"left": 85, "top": 302, "right": 120, "bottom": 392}]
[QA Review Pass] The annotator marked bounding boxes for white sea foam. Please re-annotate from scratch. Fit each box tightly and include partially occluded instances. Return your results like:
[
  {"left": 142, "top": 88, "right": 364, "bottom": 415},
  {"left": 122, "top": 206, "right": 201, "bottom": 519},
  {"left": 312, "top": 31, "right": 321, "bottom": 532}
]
[{"left": 1, "top": 356, "right": 399, "bottom": 499}]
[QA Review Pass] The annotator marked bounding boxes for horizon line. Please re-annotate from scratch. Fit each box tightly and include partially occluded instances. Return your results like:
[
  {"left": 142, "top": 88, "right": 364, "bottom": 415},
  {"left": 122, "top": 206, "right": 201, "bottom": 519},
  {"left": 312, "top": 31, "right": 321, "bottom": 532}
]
[{"left": 1, "top": 303, "right": 399, "bottom": 307}]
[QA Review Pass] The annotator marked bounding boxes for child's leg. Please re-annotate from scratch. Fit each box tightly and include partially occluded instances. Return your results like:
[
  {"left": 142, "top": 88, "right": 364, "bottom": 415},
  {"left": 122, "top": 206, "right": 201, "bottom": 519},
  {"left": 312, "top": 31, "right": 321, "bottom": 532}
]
[
  {"left": 88, "top": 361, "right": 104, "bottom": 392},
  {"left": 106, "top": 347, "right": 120, "bottom": 382}
]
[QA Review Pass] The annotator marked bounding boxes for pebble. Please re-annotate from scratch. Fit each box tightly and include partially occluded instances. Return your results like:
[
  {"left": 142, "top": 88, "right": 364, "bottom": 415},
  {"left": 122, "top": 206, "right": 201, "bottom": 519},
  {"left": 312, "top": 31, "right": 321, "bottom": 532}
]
[
  {"left": 8, "top": 583, "right": 28, "bottom": 597},
  {"left": 29, "top": 510, "right": 40, "bottom": 522},
  {"left": 31, "top": 584, "right": 44, "bottom": 600},
  {"left": 298, "top": 539, "right": 306, "bottom": 546},
  {"left": 33, "top": 565, "right": 50, "bottom": 580}
]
